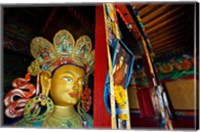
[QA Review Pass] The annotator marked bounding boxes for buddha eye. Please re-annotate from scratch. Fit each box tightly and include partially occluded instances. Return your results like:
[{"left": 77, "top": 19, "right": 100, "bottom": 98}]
[
  {"left": 63, "top": 77, "right": 73, "bottom": 83},
  {"left": 79, "top": 81, "right": 85, "bottom": 85}
]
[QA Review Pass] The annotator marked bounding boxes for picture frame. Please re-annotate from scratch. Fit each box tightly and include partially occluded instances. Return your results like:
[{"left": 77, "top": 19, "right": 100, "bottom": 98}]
[
  {"left": 104, "top": 39, "right": 134, "bottom": 113},
  {"left": 112, "top": 40, "right": 134, "bottom": 89}
]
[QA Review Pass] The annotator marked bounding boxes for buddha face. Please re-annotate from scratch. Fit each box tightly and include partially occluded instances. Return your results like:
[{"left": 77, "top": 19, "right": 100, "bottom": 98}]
[{"left": 50, "top": 65, "right": 85, "bottom": 106}]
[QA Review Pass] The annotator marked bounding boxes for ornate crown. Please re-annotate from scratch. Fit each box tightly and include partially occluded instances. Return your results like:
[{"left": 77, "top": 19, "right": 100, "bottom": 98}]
[{"left": 28, "top": 29, "right": 95, "bottom": 76}]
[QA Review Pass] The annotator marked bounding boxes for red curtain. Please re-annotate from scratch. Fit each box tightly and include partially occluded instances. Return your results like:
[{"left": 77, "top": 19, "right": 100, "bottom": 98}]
[{"left": 136, "top": 88, "right": 155, "bottom": 118}]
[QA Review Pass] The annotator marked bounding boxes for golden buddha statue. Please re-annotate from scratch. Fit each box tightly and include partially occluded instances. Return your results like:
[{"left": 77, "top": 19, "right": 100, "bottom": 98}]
[{"left": 4, "top": 29, "right": 94, "bottom": 128}]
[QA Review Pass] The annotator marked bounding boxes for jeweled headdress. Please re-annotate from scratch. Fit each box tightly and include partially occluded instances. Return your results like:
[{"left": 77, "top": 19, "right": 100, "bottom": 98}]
[{"left": 28, "top": 29, "right": 94, "bottom": 77}]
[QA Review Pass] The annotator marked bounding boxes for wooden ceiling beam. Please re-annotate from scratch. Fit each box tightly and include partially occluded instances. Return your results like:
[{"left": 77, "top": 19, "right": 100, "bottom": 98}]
[
  {"left": 154, "top": 45, "right": 183, "bottom": 55},
  {"left": 152, "top": 35, "right": 184, "bottom": 48},
  {"left": 146, "top": 12, "right": 185, "bottom": 34},
  {"left": 170, "top": 47, "right": 185, "bottom": 52},
  {"left": 154, "top": 40, "right": 184, "bottom": 51},
  {"left": 148, "top": 19, "right": 183, "bottom": 38},
  {"left": 145, "top": 5, "right": 184, "bottom": 30},
  {"left": 151, "top": 31, "right": 184, "bottom": 46},
  {"left": 141, "top": 4, "right": 172, "bottom": 24},
  {"left": 150, "top": 24, "right": 185, "bottom": 42},
  {"left": 155, "top": 44, "right": 183, "bottom": 54},
  {"left": 138, "top": 4, "right": 158, "bottom": 17},
  {"left": 155, "top": 46, "right": 183, "bottom": 55},
  {"left": 155, "top": 46, "right": 182, "bottom": 55},
  {"left": 153, "top": 40, "right": 182, "bottom": 51},
  {"left": 155, "top": 45, "right": 182, "bottom": 53},
  {"left": 152, "top": 33, "right": 185, "bottom": 47},
  {"left": 134, "top": 4, "right": 146, "bottom": 10}
]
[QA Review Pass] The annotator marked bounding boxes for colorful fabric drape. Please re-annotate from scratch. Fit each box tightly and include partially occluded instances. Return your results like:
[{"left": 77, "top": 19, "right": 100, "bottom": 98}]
[{"left": 136, "top": 88, "right": 155, "bottom": 118}]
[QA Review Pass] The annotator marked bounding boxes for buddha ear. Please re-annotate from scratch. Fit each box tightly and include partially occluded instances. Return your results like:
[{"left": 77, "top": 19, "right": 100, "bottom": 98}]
[{"left": 40, "top": 71, "right": 52, "bottom": 96}]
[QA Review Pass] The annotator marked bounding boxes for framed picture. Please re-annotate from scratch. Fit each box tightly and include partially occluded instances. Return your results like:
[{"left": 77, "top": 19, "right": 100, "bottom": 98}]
[
  {"left": 112, "top": 40, "right": 134, "bottom": 89},
  {"left": 104, "top": 40, "right": 134, "bottom": 113}
]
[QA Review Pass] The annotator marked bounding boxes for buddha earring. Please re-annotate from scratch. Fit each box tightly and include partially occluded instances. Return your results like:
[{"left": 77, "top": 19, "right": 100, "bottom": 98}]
[
  {"left": 23, "top": 73, "right": 54, "bottom": 122},
  {"left": 81, "top": 86, "right": 92, "bottom": 112},
  {"left": 23, "top": 94, "right": 54, "bottom": 122},
  {"left": 77, "top": 99, "right": 93, "bottom": 128}
]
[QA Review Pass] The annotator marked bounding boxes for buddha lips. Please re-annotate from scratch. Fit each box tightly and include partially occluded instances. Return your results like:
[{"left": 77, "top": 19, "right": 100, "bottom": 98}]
[{"left": 69, "top": 93, "right": 78, "bottom": 97}]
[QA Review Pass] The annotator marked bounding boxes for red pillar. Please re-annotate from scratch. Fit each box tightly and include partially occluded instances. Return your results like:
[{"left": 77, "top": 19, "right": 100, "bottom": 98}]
[{"left": 93, "top": 5, "right": 111, "bottom": 128}]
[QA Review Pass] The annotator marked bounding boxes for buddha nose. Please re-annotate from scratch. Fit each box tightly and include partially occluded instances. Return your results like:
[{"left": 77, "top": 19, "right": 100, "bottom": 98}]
[{"left": 72, "top": 81, "right": 79, "bottom": 90}]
